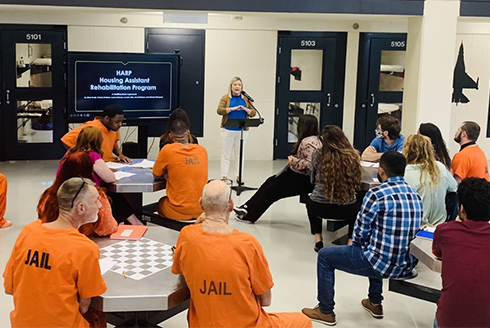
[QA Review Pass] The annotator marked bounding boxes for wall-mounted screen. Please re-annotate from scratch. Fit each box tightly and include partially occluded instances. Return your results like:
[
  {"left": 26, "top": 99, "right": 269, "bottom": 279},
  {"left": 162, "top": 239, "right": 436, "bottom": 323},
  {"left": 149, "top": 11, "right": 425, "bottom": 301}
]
[{"left": 68, "top": 52, "right": 179, "bottom": 122}]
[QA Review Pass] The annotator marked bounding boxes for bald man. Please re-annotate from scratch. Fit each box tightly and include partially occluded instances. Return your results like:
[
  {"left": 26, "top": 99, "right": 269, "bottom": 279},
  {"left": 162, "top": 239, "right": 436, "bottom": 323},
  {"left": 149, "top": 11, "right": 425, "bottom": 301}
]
[
  {"left": 172, "top": 180, "right": 312, "bottom": 328},
  {"left": 0, "top": 173, "right": 11, "bottom": 229}
]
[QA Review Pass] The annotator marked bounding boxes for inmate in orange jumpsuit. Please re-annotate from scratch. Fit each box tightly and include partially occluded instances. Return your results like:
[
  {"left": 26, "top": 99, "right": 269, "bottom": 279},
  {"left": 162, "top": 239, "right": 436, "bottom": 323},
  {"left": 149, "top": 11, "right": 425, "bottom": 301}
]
[{"left": 0, "top": 173, "right": 11, "bottom": 228}]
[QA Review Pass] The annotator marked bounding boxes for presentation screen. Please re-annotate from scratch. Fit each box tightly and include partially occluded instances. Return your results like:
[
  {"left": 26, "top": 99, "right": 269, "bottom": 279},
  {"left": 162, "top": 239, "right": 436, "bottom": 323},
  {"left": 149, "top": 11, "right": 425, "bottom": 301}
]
[{"left": 68, "top": 52, "right": 179, "bottom": 122}]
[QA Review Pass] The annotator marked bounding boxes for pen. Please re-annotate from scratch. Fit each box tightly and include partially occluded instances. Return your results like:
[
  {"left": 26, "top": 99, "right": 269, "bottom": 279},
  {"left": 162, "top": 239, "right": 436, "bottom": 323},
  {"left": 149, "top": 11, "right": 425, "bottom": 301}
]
[{"left": 122, "top": 271, "right": 127, "bottom": 279}]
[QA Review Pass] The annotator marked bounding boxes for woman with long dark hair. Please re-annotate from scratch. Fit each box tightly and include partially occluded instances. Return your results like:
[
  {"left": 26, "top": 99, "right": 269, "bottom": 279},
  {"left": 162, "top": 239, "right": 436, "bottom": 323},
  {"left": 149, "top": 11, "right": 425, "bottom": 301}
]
[
  {"left": 418, "top": 123, "right": 452, "bottom": 169},
  {"left": 306, "top": 125, "right": 361, "bottom": 252},
  {"left": 234, "top": 114, "right": 321, "bottom": 223}
]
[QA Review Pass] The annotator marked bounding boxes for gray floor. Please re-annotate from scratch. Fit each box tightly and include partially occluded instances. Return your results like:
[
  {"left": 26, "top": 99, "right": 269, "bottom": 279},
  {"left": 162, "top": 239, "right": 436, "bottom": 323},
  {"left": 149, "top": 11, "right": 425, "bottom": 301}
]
[{"left": 0, "top": 159, "right": 436, "bottom": 327}]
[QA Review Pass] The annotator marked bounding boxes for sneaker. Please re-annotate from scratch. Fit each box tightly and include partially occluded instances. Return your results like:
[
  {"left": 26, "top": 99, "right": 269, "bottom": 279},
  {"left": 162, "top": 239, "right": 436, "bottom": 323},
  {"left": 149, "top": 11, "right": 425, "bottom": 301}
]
[
  {"left": 235, "top": 215, "right": 254, "bottom": 224},
  {"left": 233, "top": 205, "right": 248, "bottom": 217},
  {"left": 302, "top": 306, "right": 336, "bottom": 326},
  {"left": 314, "top": 241, "right": 324, "bottom": 253},
  {"left": 361, "top": 299, "right": 383, "bottom": 319}
]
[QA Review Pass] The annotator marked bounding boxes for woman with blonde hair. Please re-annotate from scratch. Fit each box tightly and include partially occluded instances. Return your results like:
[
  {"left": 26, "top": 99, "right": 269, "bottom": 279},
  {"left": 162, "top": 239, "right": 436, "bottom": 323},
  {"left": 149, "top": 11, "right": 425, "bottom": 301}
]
[
  {"left": 306, "top": 125, "right": 361, "bottom": 252},
  {"left": 217, "top": 76, "right": 256, "bottom": 182},
  {"left": 402, "top": 134, "right": 457, "bottom": 225}
]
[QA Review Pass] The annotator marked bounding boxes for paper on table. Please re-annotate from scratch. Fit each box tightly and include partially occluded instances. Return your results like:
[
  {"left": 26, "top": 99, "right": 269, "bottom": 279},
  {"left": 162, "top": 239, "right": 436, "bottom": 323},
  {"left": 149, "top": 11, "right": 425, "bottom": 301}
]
[
  {"left": 361, "top": 161, "right": 375, "bottom": 167},
  {"left": 106, "top": 162, "right": 130, "bottom": 170},
  {"left": 130, "top": 159, "right": 155, "bottom": 169},
  {"left": 114, "top": 171, "right": 136, "bottom": 180},
  {"left": 99, "top": 257, "right": 117, "bottom": 275}
]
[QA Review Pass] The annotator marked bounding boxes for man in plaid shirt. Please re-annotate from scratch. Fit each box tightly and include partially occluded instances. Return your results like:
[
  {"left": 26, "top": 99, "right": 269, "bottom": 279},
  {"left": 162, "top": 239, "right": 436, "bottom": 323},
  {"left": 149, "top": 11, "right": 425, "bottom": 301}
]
[{"left": 303, "top": 151, "right": 422, "bottom": 326}]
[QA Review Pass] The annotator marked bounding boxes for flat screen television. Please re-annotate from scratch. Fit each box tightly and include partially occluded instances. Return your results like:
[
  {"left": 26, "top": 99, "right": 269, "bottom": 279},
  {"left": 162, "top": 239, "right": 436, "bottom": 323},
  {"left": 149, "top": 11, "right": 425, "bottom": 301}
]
[{"left": 68, "top": 52, "right": 179, "bottom": 122}]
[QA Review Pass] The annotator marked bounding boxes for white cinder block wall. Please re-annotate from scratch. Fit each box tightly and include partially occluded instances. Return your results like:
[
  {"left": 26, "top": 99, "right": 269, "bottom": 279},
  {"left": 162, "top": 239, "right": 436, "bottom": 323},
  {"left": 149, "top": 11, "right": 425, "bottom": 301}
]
[
  {"left": 6, "top": 7, "right": 490, "bottom": 161},
  {"left": 449, "top": 24, "right": 490, "bottom": 159}
]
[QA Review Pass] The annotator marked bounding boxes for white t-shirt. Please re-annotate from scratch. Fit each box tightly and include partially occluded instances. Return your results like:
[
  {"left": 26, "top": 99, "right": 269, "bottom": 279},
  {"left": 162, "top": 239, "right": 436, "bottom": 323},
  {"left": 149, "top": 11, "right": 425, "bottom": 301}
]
[{"left": 404, "top": 161, "right": 457, "bottom": 226}]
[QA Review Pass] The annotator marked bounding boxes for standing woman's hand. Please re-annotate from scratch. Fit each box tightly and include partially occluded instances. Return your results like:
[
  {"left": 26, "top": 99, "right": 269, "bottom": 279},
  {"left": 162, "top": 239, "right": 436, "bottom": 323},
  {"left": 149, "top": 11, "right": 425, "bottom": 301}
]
[{"left": 240, "top": 106, "right": 252, "bottom": 115}]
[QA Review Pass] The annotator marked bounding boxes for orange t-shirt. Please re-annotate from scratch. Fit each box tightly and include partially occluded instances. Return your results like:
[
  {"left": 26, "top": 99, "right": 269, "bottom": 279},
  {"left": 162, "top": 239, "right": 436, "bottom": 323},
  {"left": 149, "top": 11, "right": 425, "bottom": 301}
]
[
  {"left": 3, "top": 220, "right": 107, "bottom": 328},
  {"left": 172, "top": 224, "right": 275, "bottom": 328},
  {"left": 153, "top": 143, "right": 208, "bottom": 221},
  {"left": 452, "top": 144, "right": 490, "bottom": 181},
  {"left": 61, "top": 119, "right": 120, "bottom": 162}
]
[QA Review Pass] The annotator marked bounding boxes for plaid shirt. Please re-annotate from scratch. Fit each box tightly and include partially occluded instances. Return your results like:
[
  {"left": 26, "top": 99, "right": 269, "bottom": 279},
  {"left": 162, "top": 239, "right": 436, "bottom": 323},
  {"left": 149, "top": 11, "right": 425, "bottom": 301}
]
[{"left": 353, "top": 176, "right": 422, "bottom": 278}]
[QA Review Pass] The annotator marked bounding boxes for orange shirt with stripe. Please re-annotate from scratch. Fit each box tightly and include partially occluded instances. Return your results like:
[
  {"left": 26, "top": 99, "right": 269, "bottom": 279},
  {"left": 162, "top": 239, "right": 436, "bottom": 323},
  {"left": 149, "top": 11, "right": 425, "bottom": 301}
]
[
  {"left": 452, "top": 144, "right": 490, "bottom": 181},
  {"left": 61, "top": 119, "right": 119, "bottom": 162},
  {"left": 0, "top": 173, "right": 7, "bottom": 226},
  {"left": 3, "top": 220, "right": 107, "bottom": 327},
  {"left": 172, "top": 224, "right": 312, "bottom": 328},
  {"left": 153, "top": 143, "right": 208, "bottom": 221}
]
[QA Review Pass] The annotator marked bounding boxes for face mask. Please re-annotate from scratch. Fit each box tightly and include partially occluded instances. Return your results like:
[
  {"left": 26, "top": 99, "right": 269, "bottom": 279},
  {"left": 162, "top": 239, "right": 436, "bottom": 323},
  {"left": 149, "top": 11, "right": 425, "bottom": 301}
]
[{"left": 375, "top": 129, "right": 383, "bottom": 139}]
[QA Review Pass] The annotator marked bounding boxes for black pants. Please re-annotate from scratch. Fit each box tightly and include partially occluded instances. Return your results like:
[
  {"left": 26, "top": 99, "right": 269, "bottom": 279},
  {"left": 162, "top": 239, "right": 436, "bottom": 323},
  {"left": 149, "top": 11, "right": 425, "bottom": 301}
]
[
  {"left": 106, "top": 191, "right": 135, "bottom": 224},
  {"left": 305, "top": 197, "right": 360, "bottom": 237},
  {"left": 242, "top": 167, "right": 313, "bottom": 222}
]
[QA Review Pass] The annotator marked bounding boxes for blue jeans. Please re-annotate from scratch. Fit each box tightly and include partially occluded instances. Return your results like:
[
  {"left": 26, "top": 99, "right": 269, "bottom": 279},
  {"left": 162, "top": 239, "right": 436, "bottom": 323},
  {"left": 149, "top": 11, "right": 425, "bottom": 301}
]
[{"left": 317, "top": 244, "right": 384, "bottom": 314}]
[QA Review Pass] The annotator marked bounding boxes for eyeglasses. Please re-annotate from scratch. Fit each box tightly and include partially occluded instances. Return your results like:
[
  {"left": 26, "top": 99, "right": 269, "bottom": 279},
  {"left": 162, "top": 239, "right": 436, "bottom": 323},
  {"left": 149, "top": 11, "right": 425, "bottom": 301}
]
[
  {"left": 207, "top": 178, "right": 233, "bottom": 201},
  {"left": 71, "top": 180, "right": 87, "bottom": 209}
]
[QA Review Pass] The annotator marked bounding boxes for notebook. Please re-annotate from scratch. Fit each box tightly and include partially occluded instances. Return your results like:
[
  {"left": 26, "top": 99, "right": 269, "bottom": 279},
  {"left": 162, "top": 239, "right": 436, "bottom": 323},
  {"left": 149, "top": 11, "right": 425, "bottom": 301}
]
[
  {"left": 110, "top": 225, "right": 148, "bottom": 241},
  {"left": 416, "top": 226, "right": 435, "bottom": 240}
]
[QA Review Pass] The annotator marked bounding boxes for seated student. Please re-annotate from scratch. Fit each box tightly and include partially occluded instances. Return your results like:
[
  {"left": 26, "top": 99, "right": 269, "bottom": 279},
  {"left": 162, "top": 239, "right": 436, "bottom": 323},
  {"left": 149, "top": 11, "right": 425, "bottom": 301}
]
[
  {"left": 402, "top": 134, "right": 457, "bottom": 226},
  {"left": 433, "top": 178, "right": 490, "bottom": 327},
  {"left": 4, "top": 177, "right": 107, "bottom": 327},
  {"left": 159, "top": 108, "right": 199, "bottom": 149},
  {"left": 60, "top": 126, "right": 143, "bottom": 226},
  {"left": 153, "top": 119, "right": 208, "bottom": 221},
  {"left": 361, "top": 115, "right": 405, "bottom": 162},
  {"left": 418, "top": 123, "right": 452, "bottom": 170},
  {"left": 234, "top": 114, "right": 321, "bottom": 223},
  {"left": 302, "top": 152, "right": 422, "bottom": 325},
  {"left": 452, "top": 121, "right": 489, "bottom": 183},
  {"left": 61, "top": 105, "right": 130, "bottom": 163},
  {"left": 0, "top": 173, "right": 11, "bottom": 229},
  {"left": 306, "top": 125, "right": 361, "bottom": 252},
  {"left": 172, "top": 180, "right": 312, "bottom": 328},
  {"left": 38, "top": 152, "right": 118, "bottom": 237}
]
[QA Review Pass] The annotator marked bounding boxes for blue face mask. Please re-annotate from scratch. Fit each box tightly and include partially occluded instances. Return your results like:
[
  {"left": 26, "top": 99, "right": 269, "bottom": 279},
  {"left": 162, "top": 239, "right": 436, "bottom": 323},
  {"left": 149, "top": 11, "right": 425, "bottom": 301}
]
[{"left": 375, "top": 129, "right": 383, "bottom": 139}]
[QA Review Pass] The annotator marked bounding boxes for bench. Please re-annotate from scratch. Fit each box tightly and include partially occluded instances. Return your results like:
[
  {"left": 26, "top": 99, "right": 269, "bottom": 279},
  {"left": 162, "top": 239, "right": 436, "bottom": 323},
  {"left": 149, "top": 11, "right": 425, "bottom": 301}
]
[
  {"left": 299, "top": 194, "right": 350, "bottom": 233},
  {"left": 142, "top": 202, "right": 195, "bottom": 231}
]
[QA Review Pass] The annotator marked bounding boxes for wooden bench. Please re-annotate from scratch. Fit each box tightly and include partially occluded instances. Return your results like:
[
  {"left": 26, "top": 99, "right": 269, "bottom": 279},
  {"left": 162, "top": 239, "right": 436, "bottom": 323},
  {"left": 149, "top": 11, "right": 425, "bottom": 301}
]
[{"left": 141, "top": 202, "right": 195, "bottom": 231}]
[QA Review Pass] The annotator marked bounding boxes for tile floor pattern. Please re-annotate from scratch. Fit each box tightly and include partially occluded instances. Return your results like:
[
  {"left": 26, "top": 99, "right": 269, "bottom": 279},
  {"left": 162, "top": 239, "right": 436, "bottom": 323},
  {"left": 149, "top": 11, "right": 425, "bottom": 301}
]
[{"left": 0, "top": 159, "right": 436, "bottom": 327}]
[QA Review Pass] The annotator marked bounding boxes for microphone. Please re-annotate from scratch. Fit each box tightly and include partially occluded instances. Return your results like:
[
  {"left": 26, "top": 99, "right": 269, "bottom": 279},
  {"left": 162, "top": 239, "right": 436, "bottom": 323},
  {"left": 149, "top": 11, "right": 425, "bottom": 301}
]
[
  {"left": 241, "top": 90, "right": 264, "bottom": 124},
  {"left": 241, "top": 90, "right": 254, "bottom": 102}
]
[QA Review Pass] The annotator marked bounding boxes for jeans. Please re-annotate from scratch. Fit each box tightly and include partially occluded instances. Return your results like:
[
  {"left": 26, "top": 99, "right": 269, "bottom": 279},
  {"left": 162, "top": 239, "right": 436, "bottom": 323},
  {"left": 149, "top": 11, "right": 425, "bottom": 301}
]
[{"left": 317, "top": 244, "right": 384, "bottom": 314}]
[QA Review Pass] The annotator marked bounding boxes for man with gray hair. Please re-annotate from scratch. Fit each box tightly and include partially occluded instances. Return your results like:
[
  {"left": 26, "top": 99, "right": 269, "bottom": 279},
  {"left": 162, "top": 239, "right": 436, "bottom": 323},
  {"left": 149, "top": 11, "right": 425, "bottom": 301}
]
[
  {"left": 172, "top": 180, "right": 312, "bottom": 328},
  {"left": 4, "top": 177, "right": 107, "bottom": 327}
]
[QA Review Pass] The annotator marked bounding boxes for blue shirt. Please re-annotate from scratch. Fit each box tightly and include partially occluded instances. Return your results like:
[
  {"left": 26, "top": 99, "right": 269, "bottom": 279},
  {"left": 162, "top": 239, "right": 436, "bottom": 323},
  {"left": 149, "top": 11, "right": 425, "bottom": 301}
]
[
  {"left": 352, "top": 176, "right": 423, "bottom": 278},
  {"left": 369, "top": 135, "right": 405, "bottom": 153},
  {"left": 226, "top": 95, "right": 247, "bottom": 131}
]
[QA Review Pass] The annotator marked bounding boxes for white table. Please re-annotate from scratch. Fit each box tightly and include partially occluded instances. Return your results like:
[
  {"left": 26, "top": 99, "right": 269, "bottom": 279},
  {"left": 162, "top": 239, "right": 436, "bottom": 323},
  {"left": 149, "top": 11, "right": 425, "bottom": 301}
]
[{"left": 91, "top": 225, "right": 189, "bottom": 327}]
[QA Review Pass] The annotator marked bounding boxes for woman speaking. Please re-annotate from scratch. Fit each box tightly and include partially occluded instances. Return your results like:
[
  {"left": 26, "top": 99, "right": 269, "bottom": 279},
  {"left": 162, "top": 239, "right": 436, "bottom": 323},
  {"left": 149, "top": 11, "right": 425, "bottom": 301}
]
[{"left": 217, "top": 77, "right": 256, "bottom": 182}]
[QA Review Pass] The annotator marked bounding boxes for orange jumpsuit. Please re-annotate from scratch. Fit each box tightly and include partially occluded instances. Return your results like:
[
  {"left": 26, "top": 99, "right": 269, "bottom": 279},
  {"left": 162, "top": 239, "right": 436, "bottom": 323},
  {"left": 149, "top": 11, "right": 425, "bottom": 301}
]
[{"left": 0, "top": 173, "right": 8, "bottom": 227}]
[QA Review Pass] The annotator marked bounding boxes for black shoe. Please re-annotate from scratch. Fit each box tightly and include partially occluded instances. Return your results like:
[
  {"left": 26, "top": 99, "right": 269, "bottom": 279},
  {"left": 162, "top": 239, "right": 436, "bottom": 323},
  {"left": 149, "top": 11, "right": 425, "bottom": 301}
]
[
  {"left": 233, "top": 205, "right": 248, "bottom": 217},
  {"left": 314, "top": 241, "right": 324, "bottom": 253},
  {"left": 235, "top": 215, "right": 254, "bottom": 224}
]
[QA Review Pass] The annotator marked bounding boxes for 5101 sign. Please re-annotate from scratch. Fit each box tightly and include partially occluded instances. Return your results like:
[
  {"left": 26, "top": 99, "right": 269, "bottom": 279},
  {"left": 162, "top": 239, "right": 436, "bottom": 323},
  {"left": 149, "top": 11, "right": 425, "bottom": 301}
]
[{"left": 26, "top": 34, "right": 42, "bottom": 41}]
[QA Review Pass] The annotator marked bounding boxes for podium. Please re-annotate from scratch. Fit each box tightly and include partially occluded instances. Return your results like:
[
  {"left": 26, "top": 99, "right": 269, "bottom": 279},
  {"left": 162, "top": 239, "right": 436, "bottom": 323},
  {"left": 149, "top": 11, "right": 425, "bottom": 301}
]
[{"left": 223, "top": 118, "right": 263, "bottom": 196}]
